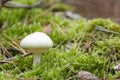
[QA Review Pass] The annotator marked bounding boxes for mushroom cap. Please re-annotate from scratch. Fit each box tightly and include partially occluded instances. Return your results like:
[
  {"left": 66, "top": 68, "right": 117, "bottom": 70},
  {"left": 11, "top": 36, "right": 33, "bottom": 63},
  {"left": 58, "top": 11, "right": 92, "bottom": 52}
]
[{"left": 20, "top": 32, "right": 53, "bottom": 52}]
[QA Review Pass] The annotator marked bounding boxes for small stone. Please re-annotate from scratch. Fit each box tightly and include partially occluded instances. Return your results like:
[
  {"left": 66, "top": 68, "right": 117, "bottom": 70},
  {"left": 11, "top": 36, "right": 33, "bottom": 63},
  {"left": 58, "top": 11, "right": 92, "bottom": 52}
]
[
  {"left": 79, "top": 71, "right": 98, "bottom": 80},
  {"left": 65, "top": 11, "right": 83, "bottom": 19},
  {"left": 114, "top": 63, "right": 120, "bottom": 71}
]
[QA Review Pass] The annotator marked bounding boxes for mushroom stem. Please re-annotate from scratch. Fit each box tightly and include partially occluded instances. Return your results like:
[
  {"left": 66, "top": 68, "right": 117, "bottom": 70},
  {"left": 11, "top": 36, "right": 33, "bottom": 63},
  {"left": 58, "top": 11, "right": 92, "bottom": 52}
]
[{"left": 33, "top": 52, "right": 40, "bottom": 66}]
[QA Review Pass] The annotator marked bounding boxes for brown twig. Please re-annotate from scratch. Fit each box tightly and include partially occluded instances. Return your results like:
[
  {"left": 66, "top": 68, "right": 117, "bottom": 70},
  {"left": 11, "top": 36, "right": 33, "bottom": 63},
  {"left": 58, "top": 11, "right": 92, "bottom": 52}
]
[
  {"left": 1, "top": 45, "right": 12, "bottom": 58},
  {"left": 0, "top": 60, "right": 14, "bottom": 64},
  {"left": 23, "top": 10, "right": 30, "bottom": 25},
  {"left": 6, "top": 52, "right": 32, "bottom": 61},
  {"left": 0, "top": 0, "right": 11, "bottom": 9},
  {"left": 4, "top": 0, "right": 42, "bottom": 9}
]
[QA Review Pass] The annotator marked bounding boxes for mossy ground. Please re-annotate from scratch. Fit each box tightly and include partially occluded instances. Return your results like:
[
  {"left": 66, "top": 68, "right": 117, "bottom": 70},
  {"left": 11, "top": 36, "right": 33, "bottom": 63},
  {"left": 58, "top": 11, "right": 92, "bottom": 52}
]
[{"left": 0, "top": 0, "right": 120, "bottom": 80}]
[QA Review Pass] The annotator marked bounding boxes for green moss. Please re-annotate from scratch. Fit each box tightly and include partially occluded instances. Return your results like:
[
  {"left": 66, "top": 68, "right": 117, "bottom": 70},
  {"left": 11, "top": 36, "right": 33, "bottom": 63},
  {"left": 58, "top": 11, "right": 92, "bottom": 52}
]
[
  {"left": 85, "top": 18, "right": 120, "bottom": 32},
  {"left": 1, "top": 0, "right": 120, "bottom": 79}
]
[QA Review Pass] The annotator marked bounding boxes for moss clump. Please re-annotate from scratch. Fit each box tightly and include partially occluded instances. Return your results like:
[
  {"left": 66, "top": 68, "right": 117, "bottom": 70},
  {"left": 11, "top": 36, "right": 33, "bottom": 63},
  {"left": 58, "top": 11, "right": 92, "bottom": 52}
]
[
  {"left": 1, "top": 0, "right": 120, "bottom": 79},
  {"left": 85, "top": 18, "right": 120, "bottom": 32}
]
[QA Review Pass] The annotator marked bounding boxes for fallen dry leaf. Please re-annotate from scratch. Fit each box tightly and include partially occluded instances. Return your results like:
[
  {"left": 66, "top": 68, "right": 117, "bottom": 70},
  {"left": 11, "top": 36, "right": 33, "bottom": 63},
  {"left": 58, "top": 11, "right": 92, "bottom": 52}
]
[{"left": 42, "top": 25, "right": 52, "bottom": 34}]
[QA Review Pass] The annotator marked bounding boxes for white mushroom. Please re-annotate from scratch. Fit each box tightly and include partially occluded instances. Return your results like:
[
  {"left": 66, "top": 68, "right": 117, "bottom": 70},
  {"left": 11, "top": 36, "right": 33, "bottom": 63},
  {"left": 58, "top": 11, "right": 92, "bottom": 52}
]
[{"left": 20, "top": 32, "right": 53, "bottom": 66}]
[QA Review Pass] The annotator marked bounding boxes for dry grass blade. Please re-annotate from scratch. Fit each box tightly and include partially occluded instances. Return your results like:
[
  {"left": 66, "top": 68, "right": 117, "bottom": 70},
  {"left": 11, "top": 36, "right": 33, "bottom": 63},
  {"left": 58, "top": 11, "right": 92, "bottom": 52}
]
[
  {"left": 51, "top": 21, "right": 68, "bottom": 37},
  {"left": 3, "top": 34, "right": 26, "bottom": 54},
  {"left": 1, "top": 33, "right": 32, "bottom": 62},
  {"left": 82, "top": 33, "right": 96, "bottom": 54},
  {"left": 0, "top": 60, "right": 14, "bottom": 64},
  {"left": 7, "top": 42, "right": 25, "bottom": 54},
  {"left": 1, "top": 45, "right": 12, "bottom": 58},
  {"left": 1, "top": 9, "right": 11, "bottom": 31},
  {"left": 23, "top": 10, "right": 30, "bottom": 25},
  {"left": 29, "top": 4, "right": 57, "bottom": 22},
  {"left": 75, "top": 33, "right": 85, "bottom": 52},
  {"left": 95, "top": 26, "right": 120, "bottom": 35}
]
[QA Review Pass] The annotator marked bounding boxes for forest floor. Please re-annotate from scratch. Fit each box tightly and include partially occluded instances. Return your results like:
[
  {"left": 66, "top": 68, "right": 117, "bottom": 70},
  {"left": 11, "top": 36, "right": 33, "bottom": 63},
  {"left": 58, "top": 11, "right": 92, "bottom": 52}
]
[{"left": 0, "top": 0, "right": 120, "bottom": 80}]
